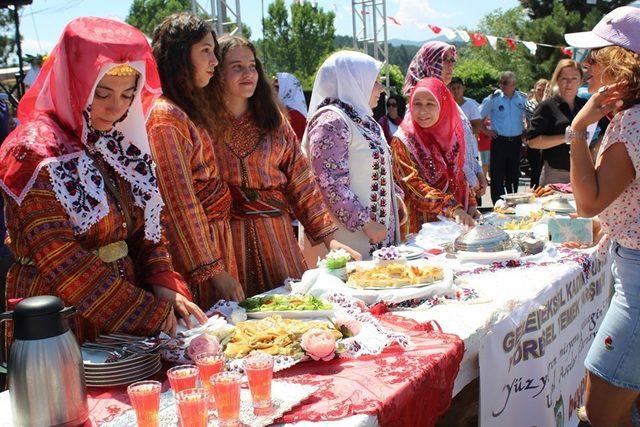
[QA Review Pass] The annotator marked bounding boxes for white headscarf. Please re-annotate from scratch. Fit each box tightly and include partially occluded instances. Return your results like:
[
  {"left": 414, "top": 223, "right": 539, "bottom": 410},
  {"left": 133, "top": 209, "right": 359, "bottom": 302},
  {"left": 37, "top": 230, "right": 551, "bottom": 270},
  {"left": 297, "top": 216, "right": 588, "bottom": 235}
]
[
  {"left": 276, "top": 72, "right": 308, "bottom": 118},
  {"left": 308, "top": 50, "right": 382, "bottom": 118}
]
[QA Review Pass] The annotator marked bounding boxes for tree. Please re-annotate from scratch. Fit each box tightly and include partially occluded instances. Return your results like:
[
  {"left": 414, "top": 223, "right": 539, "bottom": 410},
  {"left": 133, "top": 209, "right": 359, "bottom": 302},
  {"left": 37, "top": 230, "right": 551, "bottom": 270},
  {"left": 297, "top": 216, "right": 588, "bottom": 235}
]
[
  {"left": 261, "top": 0, "right": 335, "bottom": 87},
  {"left": 0, "top": 9, "right": 15, "bottom": 67},
  {"left": 453, "top": 55, "right": 499, "bottom": 102},
  {"left": 126, "top": 0, "right": 192, "bottom": 36},
  {"left": 383, "top": 64, "right": 405, "bottom": 95},
  {"left": 520, "top": 0, "right": 631, "bottom": 20}
]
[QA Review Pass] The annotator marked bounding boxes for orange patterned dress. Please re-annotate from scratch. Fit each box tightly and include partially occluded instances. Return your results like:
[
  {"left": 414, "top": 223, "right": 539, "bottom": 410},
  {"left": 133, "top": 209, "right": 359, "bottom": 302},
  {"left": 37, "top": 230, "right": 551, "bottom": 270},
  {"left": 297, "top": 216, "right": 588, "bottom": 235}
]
[
  {"left": 3, "top": 165, "right": 173, "bottom": 345},
  {"left": 213, "top": 113, "right": 337, "bottom": 297},
  {"left": 146, "top": 97, "right": 238, "bottom": 308}
]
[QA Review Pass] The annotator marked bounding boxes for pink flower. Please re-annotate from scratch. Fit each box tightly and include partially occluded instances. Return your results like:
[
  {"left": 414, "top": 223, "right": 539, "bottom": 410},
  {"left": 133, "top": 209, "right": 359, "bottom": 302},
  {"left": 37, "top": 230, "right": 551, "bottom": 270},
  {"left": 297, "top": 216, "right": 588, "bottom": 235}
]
[
  {"left": 333, "top": 316, "right": 362, "bottom": 337},
  {"left": 187, "top": 334, "right": 220, "bottom": 361},
  {"left": 300, "top": 328, "right": 337, "bottom": 362}
]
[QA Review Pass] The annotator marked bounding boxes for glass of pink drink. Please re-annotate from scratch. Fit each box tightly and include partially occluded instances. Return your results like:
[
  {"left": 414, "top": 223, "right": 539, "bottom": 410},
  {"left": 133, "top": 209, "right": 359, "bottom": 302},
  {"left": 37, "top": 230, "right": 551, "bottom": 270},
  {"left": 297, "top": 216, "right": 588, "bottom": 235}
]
[
  {"left": 195, "top": 352, "right": 225, "bottom": 409},
  {"left": 211, "top": 372, "right": 242, "bottom": 427},
  {"left": 176, "top": 388, "right": 209, "bottom": 427},
  {"left": 126, "top": 380, "right": 161, "bottom": 427},
  {"left": 167, "top": 365, "right": 199, "bottom": 396},
  {"left": 244, "top": 352, "right": 274, "bottom": 415}
]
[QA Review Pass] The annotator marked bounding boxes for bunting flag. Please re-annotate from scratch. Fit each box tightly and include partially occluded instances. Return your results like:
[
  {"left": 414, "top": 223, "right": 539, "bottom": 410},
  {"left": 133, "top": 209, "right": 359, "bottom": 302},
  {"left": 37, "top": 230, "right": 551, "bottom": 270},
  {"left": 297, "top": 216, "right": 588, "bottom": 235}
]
[
  {"left": 487, "top": 35, "right": 498, "bottom": 50},
  {"left": 383, "top": 17, "right": 575, "bottom": 58},
  {"left": 522, "top": 41, "right": 538, "bottom": 55},
  {"left": 561, "top": 47, "right": 574, "bottom": 57},
  {"left": 469, "top": 32, "right": 487, "bottom": 47},
  {"left": 456, "top": 30, "right": 471, "bottom": 43}
]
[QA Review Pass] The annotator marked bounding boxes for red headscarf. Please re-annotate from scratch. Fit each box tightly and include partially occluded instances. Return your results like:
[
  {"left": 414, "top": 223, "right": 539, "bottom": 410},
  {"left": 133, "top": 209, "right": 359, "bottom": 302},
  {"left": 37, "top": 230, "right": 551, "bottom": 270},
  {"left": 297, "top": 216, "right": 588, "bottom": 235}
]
[
  {"left": 400, "top": 77, "right": 467, "bottom": 205},
  {"left": 0, "top": 17, "right": 164, "bottom": 241}
]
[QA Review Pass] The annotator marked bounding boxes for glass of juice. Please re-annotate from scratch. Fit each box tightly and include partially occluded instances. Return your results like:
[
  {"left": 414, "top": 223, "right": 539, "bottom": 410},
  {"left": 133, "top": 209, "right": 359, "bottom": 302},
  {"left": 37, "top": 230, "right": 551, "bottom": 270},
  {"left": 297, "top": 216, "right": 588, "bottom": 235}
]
[
  {"left": 127, "top": 380, "right": 161, "bottom": 427},
  {"left": 175, "top": 388, "right": 209, "bottom": 427},
  {"left": 167, "top": 365, "right": 199, "bottom": 396},
  {"left": 244, "top": 352, "right": 274, "bottom": 415},
  {"left": 210, "top": 371, "right": 242, "bottom": 427},
  {"left": 195, "top": 352, "right": 225, "bottom": 409}
]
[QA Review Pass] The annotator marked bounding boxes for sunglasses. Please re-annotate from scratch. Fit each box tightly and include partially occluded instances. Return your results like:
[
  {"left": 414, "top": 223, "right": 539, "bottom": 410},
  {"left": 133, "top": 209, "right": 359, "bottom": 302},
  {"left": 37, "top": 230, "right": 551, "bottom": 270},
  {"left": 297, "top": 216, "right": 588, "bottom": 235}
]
[
  {"left": 499, "top": 80, "right": 511, "bottom": 86},
  {"left": 387, "top": 102, "right": 397, "bottom": 107},
  {"left": 443, "top": 56, "right": 457, "bottom": 65}
]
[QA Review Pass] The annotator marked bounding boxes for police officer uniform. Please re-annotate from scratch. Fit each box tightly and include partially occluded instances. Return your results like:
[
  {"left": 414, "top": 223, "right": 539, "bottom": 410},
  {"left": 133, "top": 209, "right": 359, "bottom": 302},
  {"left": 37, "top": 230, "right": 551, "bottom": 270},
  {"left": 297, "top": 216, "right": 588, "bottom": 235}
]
[{"left": 480, "top": 89, "right": 527, "bottom": 204}]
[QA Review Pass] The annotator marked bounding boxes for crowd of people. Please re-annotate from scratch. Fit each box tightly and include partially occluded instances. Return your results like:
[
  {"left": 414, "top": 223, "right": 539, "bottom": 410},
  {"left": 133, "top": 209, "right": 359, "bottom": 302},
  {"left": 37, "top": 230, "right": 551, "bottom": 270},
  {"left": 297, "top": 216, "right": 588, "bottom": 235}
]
[{"left": 0, "top": 5, "right": 638, "bottom": 426}]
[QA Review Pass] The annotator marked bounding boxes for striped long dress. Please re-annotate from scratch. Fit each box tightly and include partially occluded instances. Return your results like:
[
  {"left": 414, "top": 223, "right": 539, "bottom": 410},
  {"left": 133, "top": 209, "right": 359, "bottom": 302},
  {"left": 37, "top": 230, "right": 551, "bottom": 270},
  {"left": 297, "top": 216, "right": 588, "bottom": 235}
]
[
  {"left": 213, "top": 112, "right": 337, "bottom": 297},
  {"left": 147, "top": 97, "right": 238, "bottom": 309}
]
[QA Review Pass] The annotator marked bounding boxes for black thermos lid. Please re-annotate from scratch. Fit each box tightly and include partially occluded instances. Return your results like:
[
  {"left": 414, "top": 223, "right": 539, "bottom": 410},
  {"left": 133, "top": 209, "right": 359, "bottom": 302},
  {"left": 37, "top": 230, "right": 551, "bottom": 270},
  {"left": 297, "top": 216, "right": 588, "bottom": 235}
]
[{"left": 11, "top": 296, "right": 72, "bottom": 340}]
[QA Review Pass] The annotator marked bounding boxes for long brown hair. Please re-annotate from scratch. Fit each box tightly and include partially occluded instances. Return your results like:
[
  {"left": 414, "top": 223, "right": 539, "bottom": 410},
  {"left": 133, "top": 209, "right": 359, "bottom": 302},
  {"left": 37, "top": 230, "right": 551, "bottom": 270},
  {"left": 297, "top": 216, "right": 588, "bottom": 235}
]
[
  {"left": 591, "top": 46, "right": 640, "bottom": 107},
  {"left": 151, "top": 13, "right": 219, "bottom": 133},
  {"left": 211, "top": 35, "right": 284, "bottom": 135}
]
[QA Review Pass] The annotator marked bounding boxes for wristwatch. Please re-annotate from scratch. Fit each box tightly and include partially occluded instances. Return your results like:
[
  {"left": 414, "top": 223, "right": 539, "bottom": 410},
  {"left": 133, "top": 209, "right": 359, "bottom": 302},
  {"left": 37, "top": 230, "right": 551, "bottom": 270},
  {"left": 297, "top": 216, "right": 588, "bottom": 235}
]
[{"left": 564, "top": 126, "right": 588, "bottom": 144}]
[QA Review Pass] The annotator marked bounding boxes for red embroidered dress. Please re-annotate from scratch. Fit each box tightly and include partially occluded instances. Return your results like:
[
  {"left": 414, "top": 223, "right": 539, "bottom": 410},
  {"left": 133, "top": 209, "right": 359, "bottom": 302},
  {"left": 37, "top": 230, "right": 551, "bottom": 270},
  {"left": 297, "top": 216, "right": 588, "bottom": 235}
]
[
  {"left": 147, "top": 97, "right": 238, "bottom": 308},
  {"left": 0, "top": 18, "right": 188, "bottom": 344},
  {"left": 213, "top": 113, "right": 337, "bottom": 296}
]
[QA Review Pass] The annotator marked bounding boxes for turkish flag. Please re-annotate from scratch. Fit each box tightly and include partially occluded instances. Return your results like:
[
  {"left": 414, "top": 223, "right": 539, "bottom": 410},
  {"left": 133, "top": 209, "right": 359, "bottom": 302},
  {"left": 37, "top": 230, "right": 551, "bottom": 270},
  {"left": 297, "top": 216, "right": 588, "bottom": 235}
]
[
  {"left": 389, "top": 16, "right": 401, "bottom": 26},
  {"left": 506, "top": 38, "right": 517, "bottom": 51},
  {"left": 469, "top": 32, "right": 487, "bottom": 47},
  {"left": 428, "top": 24, "right": 441, "bottom": 34},
  {"left": 561, "top": 47, "right": 573, "bottom": 57}
]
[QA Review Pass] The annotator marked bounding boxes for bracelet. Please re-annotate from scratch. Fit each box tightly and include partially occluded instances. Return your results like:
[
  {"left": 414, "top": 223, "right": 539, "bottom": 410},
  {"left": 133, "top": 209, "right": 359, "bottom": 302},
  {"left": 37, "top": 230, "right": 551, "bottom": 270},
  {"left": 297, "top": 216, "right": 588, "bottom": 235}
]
[{"left": 565, "top": 126, "right": 588, "bottom": 144}]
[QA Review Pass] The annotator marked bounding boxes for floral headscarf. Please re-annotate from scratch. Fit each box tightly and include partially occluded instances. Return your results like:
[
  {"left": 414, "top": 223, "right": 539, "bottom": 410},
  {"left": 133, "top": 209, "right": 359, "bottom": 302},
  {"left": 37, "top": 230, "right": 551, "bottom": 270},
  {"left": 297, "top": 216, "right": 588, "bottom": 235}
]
[{"left": 403, "top": 41, "right": 456, "bottom": 96}]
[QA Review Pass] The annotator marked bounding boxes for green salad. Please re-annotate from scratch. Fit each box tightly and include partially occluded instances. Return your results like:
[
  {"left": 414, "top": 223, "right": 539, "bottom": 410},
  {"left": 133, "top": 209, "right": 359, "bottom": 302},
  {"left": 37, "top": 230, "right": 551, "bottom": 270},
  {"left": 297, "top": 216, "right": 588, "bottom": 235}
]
[{"left": 239, "top": 295, "right": 332, "bottom": 312}]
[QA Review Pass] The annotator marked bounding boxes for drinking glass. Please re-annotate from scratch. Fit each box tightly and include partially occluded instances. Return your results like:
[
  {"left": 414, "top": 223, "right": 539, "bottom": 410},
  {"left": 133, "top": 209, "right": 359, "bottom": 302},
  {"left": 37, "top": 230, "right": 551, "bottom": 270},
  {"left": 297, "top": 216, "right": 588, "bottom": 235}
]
[
  {"left": 210, "top": 371, "right": 242, "bottom": 427},
  {"left": 195, "top": 352, "right": 225, "bottom": 409},
  {"left": 126, "top": 380, "right": 161, "bottom": 427},
  {"left": 167, "top": 365, "right": 199, "bottom": 395},
  {"left": 175, "top": 388, "right": 209, "bottom": 427},
  {"left": 244, "top": 352, "right": 274, "bottom": 415}
]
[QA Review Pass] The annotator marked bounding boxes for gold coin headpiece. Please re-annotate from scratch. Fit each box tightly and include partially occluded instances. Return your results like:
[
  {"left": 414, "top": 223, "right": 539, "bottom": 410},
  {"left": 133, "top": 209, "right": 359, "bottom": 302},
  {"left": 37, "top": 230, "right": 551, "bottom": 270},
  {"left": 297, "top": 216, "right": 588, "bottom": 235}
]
[{"left": 106, "top": 64, "right": 139, "bottom": 77}]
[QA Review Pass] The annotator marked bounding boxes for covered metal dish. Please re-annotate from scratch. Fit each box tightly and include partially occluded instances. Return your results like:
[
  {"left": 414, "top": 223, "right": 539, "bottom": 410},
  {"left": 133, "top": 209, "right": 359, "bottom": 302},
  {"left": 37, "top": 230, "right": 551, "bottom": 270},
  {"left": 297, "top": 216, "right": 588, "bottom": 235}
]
[
  {"left": 454, "top": 224, "right": 513, "bottom": 252},
  {"left": 501, "top": 192, "right": 534, "bottom": 206},
  {"left": 542, "top": 196, "right": 576, "bottom": 214}
]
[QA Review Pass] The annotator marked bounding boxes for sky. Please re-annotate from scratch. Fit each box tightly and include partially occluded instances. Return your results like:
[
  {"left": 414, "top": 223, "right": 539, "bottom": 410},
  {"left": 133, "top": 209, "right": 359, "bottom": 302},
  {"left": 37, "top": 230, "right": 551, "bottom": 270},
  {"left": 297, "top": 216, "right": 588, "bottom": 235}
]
[{"left": 17, "top": 0, "right": 522, "bottom": 56}]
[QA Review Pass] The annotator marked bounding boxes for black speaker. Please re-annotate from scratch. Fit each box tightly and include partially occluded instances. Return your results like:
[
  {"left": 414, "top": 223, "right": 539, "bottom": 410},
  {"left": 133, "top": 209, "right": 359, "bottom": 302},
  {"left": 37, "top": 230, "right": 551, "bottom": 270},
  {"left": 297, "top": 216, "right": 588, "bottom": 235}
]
[{"left": 0, "top": 1, "right": 33, "bottom": 7}]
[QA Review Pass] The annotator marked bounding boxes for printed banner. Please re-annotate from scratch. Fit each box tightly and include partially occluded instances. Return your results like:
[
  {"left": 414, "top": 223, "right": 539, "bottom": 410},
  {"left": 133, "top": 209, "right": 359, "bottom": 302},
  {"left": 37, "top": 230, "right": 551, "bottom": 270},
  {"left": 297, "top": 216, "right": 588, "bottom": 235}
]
[{"left": 480, "top": 254, "right": 613, "bottom": 427}]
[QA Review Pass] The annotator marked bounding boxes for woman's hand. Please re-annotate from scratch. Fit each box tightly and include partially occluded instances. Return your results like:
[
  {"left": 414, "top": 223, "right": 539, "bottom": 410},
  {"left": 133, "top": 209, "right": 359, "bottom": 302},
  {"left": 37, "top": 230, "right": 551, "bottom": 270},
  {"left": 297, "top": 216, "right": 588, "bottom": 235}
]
[
  {"left": 363, "top": 220, "right": 388, "bottom": 244},
  {"left": 322, "top": 234, "right": 362, "bottom": 261},
  {"left": 159, "top": 311, "right": 178, "bottom": 337},
  {"left": 476, "top": 173, "right": 488, "bottom": 197},
  {"left": 452, "top": 207, "right": 476, "bottom": 228},
  {"left": 572, "top": 82, "right": 626, "bottom": 132},
  {"left": 153, "top": 285, "right": 207, "bottom": 330},
  {"left": 210, "top": 272, "right": 245, "bottom": 302},
  {"left": 396, "top": 195, "right": 408, "bottom": 226}
]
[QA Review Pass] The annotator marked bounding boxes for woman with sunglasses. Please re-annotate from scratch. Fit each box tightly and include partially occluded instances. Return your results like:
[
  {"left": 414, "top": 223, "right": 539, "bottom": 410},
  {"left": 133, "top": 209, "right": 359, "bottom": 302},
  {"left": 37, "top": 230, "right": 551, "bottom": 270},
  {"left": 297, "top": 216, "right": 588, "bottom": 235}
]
[
  {"left": 378, "top": 94, "right": 406, "bottom": 143},
  {"left": 565, "top": 6, "right": 640, "bottom": 426}
]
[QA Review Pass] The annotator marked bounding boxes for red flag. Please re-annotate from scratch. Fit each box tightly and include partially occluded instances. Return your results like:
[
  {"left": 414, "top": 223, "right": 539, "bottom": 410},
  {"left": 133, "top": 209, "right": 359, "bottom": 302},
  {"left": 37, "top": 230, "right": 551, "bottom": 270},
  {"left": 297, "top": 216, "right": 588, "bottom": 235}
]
[
  {"left": 506, "top": 38, "right": 517, "bottom": 51},
  {"left": 428, "top": 24, "right": 441, "bottom": 34},
  {"left": 388, "top": 16, "right": 401, "bottom": 26},
  {"left": 560, "top": 47, "right": 573, "bottom": 57},
  {"left": 469, "top": 32, "right": 487, "bottom": 47}
]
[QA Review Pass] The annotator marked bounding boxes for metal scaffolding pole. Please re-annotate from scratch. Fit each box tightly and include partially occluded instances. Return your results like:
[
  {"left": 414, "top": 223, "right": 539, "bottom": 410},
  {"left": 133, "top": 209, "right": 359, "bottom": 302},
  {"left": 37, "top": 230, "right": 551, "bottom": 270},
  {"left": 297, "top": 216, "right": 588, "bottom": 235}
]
[
  {"left": 191, "top": 0, "right": 243, "bottom": 36},
  {"left": 351, "top": 0, "right": 389, "bottom": 90}
]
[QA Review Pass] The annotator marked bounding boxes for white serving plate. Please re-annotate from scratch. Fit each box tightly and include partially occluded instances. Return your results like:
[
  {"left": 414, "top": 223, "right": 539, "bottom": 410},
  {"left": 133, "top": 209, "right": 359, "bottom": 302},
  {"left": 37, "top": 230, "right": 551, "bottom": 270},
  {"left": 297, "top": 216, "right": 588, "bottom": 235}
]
[
  {"left": 85, "top": 355, "right": 160, "bottom": 378},
  {"left": 246, "top": 309, "right": 334, "bottom": 320}
]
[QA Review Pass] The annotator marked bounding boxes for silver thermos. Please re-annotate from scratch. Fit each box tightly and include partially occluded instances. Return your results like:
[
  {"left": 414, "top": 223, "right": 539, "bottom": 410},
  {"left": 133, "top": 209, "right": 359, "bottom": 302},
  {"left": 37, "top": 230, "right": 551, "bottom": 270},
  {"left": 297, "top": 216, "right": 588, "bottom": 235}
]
[{"left": 1, "top": 295, "right": 89, "bottom": 426}]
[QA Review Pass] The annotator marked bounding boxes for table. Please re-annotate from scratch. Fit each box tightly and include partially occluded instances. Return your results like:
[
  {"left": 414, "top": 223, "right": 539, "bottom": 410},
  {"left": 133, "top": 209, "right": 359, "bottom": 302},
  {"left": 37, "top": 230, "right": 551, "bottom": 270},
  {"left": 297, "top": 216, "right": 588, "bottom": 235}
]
[{"left": 0, "top": 243, "right": 611, "bottom": 427}]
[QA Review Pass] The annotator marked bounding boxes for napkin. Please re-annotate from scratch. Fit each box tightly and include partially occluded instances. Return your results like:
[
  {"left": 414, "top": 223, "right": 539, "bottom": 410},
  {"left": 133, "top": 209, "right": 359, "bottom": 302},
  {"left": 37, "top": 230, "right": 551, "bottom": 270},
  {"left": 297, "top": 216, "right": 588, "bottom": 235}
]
[{"left": 456, "top": 249, "right": 521, "bottom": 264}]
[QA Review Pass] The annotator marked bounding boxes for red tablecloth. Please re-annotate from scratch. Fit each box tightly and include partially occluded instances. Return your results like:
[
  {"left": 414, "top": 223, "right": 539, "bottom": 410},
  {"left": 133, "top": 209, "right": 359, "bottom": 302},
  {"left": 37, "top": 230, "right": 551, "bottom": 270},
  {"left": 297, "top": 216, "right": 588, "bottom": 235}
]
[{"left": 85, "top": 313, "right": 463, "bottom": 427}]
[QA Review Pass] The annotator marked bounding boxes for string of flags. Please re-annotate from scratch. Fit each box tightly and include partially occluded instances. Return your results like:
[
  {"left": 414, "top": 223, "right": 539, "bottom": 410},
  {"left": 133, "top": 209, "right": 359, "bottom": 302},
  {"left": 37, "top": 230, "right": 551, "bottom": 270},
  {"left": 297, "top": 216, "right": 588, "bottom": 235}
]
[{"left": 391, "top": 19, "right": 574, "bottom": 58}]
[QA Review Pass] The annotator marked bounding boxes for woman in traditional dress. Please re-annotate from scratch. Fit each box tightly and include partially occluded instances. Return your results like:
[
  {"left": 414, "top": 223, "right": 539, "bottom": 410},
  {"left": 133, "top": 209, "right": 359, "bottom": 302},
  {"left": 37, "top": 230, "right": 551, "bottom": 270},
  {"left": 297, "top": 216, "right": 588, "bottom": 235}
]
[
  {"left": 147, "top": 14, "right": 244, "bottom": 308},
  {"left": 209, "top": 35, "right": 360, "bottom": 297},
  {"left": 0, "top": 17, "right": 206, "bottom": 344},
  {"left": 302, "top": 50, "right": 402, "bottom": 259},
  {"left": 405, "top": 41, "right": 485, "bottom": 213},
  {"left": 378, "top": 94, "right": 406, "bottom": 143},
  {"left": 273, "top": 72, "right": 308, "bottom": 141},
  {"left": 391, "top": 78, "right": 476, "bottom": 238}
]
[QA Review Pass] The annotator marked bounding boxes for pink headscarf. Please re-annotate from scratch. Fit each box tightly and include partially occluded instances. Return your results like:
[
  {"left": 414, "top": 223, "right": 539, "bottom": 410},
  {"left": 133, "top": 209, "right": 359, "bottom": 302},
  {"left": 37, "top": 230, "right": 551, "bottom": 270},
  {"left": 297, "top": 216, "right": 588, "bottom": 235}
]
[
  {"left": 400, "top": 78, "right": 467, "bottom": 205},
  {"left": 403, "top": 41, "right": 456, "bottom": 95}
]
